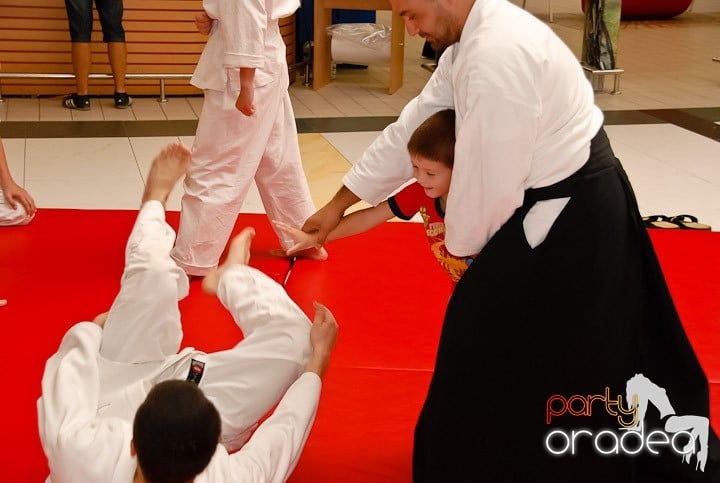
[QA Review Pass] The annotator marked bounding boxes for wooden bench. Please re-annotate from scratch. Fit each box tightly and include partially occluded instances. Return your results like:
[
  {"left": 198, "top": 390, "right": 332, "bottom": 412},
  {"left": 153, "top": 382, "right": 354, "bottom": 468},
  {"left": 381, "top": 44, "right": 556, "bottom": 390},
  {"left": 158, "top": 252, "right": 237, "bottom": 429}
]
[
  {"left": 0, "top": 72, "right": 192, "bottom": 102},
  {"left": 0, "top": 0, "right": 297, "bottom": 96}
]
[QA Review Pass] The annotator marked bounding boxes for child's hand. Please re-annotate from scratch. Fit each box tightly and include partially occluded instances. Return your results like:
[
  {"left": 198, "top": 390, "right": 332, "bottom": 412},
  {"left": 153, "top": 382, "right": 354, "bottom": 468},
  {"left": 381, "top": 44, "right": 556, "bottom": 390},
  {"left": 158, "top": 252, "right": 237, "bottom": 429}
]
[
  {"left": 273, "top": 220, "right": 321, "bottom": 256},
  {"left": 93, "top": 312, "right": 109, "bottom": 328},
  {"left": 194, "top": 11, "right": 213, "bottom": 35}
]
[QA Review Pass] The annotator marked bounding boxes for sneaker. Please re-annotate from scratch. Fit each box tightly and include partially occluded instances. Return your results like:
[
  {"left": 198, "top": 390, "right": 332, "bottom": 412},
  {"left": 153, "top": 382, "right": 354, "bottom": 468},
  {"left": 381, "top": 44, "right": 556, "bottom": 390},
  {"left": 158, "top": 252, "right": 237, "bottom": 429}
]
[
  {"left": 114, "top": 92, "right": 133, "bottom": 109},
  {"left": 63, "top": 93, "right": 90, "bottom": 111}
]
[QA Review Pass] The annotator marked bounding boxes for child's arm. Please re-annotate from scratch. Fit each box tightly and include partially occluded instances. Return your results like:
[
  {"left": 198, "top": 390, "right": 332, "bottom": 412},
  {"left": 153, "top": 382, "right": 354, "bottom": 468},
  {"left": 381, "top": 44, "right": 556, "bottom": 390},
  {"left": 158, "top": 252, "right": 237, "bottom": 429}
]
[
  {"left": 274, "top": 201, "right": 395, "bottom": 255},
  {"left": 236, "top": 67, "right": 256, "bottom": 116},
  {"left": 0, "top": 138, "right": 36, "bottom": 216}
]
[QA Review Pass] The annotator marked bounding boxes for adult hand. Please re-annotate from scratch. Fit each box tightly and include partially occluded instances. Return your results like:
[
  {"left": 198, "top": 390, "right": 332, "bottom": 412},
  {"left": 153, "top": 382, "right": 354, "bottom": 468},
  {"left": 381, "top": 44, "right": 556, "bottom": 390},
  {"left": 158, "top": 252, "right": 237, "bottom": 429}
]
[
  {"left": 306, "top": 302, "right": 338, "bottom": 378},
  {"left": 272, "top": 220, "right": 321, "bottom": 255},
  {"left": 2, "top": 181, "right": 36, "bottom": 217},
  {"left": 301, "top": 204, "right": 345, "bottom": 246},
  {"left": 194, "top": 11, "right": 213, "bottom": 35},
  {"left": 301, "top": 186, "right": 360, "bottom": 245}
]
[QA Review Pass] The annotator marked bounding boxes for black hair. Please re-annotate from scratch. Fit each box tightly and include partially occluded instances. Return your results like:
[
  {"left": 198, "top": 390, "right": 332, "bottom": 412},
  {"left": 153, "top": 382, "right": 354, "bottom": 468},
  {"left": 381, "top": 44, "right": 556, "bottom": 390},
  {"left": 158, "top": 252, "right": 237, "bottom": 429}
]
[{"left": 133, "top": 380, "right": 221, "bottom": 483}]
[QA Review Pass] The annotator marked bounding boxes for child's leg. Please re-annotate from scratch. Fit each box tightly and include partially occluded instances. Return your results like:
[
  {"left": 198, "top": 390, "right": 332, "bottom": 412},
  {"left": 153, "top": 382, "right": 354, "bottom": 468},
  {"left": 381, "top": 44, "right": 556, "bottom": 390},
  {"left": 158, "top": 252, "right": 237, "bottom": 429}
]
[
  {"left": 254, "top": 72, "right": 325, "bottom": 259},
  {"left": 172, "top": 85, "right": 277, "bottom": 276},
  {"left": 100, "top": 144, "right": 191, "bottom": 363},
  {"left": 200, "top": 229, "right": 312, "bottom": 451}
]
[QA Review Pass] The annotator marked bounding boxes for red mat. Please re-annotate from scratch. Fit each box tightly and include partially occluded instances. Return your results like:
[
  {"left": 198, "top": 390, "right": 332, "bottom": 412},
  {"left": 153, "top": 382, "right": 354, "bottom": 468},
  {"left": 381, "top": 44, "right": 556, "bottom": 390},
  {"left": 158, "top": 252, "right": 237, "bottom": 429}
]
[{"left": 0, "top": 209, "right": 717, "bottom": 482}]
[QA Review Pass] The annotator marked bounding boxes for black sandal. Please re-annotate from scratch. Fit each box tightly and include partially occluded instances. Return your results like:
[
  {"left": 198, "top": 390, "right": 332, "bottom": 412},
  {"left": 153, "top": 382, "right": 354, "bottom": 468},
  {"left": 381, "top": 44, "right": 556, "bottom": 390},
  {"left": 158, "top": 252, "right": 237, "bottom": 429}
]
[
  {"left": 642, "top": 215, "right": 680, "bottom": 229},
  {"left": 669, "top": 214, "right": 711, "bottom": 230},
  {"left": 63, "top": 93, "right": 91, "bottom": 111}
]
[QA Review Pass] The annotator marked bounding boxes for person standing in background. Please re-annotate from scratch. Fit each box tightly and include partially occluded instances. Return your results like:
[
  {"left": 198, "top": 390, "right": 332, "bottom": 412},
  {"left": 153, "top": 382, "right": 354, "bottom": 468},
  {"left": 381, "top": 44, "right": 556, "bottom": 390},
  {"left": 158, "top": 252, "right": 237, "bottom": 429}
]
[{"left": 63, "top": 0, "right": 132, "bottom": 110}]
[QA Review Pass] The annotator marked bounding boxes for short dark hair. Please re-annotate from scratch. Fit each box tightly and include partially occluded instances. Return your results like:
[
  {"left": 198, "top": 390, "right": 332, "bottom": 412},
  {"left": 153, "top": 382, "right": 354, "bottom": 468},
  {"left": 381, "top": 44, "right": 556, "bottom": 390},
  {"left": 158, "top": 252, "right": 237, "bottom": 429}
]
[
  {"left": 406, "top": 109, "right": 456, "bottom": 169},
  {"left": 133, "top": 380, "right": 221, "bottom": 483}
]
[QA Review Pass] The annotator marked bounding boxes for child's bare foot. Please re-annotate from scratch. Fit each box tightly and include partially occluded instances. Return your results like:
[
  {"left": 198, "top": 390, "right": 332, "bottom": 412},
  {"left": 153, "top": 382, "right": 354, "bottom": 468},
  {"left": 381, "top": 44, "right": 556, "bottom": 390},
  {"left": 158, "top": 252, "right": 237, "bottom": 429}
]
[
  {"left": 295, "top": 246, "right": 328, "bottom": 261},
  {"left": 142, "top": 143, "right": 191, "bottom": 206},
  {"left": 202, "top": 227, "right": 255, "bottom": 295}
]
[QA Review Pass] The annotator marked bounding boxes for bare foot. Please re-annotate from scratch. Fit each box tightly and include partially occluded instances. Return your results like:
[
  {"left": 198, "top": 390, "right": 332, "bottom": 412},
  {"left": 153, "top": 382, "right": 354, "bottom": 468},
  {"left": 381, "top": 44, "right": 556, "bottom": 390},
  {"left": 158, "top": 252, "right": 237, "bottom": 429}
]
[
  {"left": 202, "top": 227, "right": 255, "bottom": 295},
  {"left": 295, "top": 246, "right": 328, "bottom": 261},
  {"left": 142, "top": 143, "right": 192, "bottom": 206}
]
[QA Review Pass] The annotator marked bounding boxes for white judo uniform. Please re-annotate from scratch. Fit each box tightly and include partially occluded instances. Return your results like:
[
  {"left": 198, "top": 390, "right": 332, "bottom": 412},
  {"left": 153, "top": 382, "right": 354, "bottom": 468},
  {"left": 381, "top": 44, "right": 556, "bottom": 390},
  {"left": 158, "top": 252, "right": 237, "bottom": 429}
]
[
  {"left": 0, "top": 186, "right": 33, "bottom": 226},
  {"left": 38, "top": 201, "right": 320, "bottom": 482},
  {"left": 171, "top": 0, "right": 316, "bottom": 276}
]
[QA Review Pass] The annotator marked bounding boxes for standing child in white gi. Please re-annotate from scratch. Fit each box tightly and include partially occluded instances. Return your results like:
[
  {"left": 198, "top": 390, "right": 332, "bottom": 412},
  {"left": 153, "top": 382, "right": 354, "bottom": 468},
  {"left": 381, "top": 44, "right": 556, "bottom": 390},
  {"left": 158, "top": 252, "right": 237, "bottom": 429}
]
[
  {"left": 38, "top": 143, "right": 339, "bottom": 482},
  {"left": 171, "top": 0, "right": 326, "bottom": 277}
]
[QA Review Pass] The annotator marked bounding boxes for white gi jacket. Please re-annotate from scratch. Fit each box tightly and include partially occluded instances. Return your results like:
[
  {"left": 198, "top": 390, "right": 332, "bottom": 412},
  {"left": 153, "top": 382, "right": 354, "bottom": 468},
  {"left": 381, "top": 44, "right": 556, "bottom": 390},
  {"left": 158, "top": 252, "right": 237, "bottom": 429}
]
[
  {"left": 38, "top": 323, "right": 321, "bottom": 483},
  {"left": 344, "top": 0, "right": 605, "bottom": 257},
  {"left": 191, "top": 0, "right": 300, "bottom": 91}
]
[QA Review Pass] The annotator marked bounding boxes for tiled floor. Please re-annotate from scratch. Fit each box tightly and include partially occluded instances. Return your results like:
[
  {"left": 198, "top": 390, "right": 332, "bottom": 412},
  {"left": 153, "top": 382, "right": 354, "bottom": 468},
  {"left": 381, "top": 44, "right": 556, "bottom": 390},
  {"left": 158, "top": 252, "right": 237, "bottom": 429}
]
[{"left": 1, "top": 0, "right": 719, "bottom": 230}]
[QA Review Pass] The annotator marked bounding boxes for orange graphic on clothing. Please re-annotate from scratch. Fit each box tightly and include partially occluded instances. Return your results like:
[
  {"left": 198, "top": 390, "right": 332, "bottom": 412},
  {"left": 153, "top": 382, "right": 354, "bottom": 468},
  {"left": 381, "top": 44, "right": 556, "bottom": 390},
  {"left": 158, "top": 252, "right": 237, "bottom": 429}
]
[{"left": 419, "top": 206, "right": 471, "bottom": 283}]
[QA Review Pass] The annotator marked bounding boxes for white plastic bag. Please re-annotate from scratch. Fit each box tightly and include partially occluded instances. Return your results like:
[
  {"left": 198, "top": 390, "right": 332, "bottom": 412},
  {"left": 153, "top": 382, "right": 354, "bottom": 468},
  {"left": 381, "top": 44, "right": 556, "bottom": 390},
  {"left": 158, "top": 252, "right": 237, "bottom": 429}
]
[{"left": 327, "top": 23, "right": 391, "bottom": 65}]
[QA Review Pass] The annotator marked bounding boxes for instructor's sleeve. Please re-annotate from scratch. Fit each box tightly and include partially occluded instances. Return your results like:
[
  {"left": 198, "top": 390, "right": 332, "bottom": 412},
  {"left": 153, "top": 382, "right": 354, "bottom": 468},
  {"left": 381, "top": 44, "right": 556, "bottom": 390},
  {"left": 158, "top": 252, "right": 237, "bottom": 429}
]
[{"left": 343, "top": 50, "right": 456, "bottom": 206}]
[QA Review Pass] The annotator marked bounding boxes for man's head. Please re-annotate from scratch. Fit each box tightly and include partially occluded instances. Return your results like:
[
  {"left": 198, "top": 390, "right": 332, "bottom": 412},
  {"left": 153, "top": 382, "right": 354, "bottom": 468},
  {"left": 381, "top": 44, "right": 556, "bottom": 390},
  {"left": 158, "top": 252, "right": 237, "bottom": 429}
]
[
  {"left": 132, "top": 380, "right": 221, "bottom": 483},
  {"left": 390, "top": 0, "right": 471, "bottom": 51},
  {"left": 407, "top": 109, "right": 456, "bottom": 200}
]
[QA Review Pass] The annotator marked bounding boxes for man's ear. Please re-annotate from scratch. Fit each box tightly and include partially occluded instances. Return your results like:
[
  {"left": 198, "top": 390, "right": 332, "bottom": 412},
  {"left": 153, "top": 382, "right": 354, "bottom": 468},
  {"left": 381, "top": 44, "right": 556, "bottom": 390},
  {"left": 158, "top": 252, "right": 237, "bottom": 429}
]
[{"left": 130, "top": 439, "right": 136, "bottom": 456}]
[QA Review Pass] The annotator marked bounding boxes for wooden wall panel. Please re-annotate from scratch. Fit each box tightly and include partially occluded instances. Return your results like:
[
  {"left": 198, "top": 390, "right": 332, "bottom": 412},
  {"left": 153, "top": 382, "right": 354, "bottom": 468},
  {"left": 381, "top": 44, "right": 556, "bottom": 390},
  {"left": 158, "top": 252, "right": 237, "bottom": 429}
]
[{"left": 0, "top": 0, "right": 297, "bottom": 97}]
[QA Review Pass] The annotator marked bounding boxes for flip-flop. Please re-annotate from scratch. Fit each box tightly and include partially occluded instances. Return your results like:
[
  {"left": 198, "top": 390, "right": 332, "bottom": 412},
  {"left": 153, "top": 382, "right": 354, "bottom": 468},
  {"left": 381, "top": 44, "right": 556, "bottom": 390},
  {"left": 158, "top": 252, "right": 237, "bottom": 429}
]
[
  {"left": 669, "top": 214, "right": 711, "bottom": 230},
  {"left": 642, "top": 215, "right": 680, "bottom": 229}
]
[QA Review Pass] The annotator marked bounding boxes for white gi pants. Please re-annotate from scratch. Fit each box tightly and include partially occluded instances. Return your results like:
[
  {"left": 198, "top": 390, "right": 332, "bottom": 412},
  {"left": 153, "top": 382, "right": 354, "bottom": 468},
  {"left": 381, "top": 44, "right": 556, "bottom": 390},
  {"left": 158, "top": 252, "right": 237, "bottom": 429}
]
[
  {"left": 171, "top": 67, "right": 316, "bottom": 276},
  {"left": 0, "top": 187, "right": 33, "bottom": 226},
  {"left": 98, "top": 201, "right": 312, "bottom": 451}
]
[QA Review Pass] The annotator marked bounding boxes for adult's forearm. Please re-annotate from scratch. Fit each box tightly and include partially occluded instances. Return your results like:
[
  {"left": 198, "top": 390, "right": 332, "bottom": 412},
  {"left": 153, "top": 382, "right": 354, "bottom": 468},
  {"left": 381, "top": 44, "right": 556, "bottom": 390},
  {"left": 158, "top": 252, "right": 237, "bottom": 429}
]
[{"left": 328, "top": 185, "right": 360, "bottom": 212}]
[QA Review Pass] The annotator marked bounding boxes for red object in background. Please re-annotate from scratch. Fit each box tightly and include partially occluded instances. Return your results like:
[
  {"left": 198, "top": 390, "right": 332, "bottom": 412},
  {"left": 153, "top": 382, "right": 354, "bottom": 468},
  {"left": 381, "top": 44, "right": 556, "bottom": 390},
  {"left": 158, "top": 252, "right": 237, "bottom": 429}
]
[{"left": 581, "top": 0, "right": 693, "bottom": 20}]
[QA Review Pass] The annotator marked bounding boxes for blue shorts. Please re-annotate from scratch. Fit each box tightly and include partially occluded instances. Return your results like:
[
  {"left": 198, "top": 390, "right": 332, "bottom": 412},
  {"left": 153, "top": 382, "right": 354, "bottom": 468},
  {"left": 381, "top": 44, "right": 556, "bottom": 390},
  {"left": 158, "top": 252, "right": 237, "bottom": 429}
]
[{"left": 64, "top": 0, "right": 125, "bottom": 43}]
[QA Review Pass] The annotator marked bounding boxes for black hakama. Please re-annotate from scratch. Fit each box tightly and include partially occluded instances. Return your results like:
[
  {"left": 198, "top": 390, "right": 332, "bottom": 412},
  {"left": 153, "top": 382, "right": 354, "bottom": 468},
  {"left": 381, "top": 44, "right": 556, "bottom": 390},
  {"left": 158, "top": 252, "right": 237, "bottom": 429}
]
[{"left": 413, "top": 128, "right": 719, "bottom": 482}]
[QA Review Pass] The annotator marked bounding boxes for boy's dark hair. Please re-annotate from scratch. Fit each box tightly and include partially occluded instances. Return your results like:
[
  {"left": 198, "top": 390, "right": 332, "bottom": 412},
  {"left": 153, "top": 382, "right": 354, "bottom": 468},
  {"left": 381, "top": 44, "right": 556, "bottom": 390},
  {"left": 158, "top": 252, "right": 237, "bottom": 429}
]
[
  {"left": 133, "top": 380, "right": 221, "bottom": 483},
  {"left": 407, "top": 109, "right": 456, "bottom": 169}
]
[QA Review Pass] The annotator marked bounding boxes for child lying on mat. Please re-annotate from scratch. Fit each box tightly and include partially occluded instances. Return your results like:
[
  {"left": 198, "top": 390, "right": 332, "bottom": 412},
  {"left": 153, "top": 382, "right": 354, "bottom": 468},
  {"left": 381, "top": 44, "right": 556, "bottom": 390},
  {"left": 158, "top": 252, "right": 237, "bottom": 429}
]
[
  {"left": 274, "top": 109, "right": 475, "bottom": 283},
  {"left": 0, "top": 134, "right": 35, "bottom": 227}
]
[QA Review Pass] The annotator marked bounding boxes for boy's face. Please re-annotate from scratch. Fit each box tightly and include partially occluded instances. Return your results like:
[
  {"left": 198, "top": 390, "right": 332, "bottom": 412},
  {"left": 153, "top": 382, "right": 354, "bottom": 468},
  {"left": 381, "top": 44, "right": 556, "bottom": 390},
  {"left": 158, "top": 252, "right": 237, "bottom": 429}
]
[{"left": 411, "top": 155, "right": 452, "bottom": 200}]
